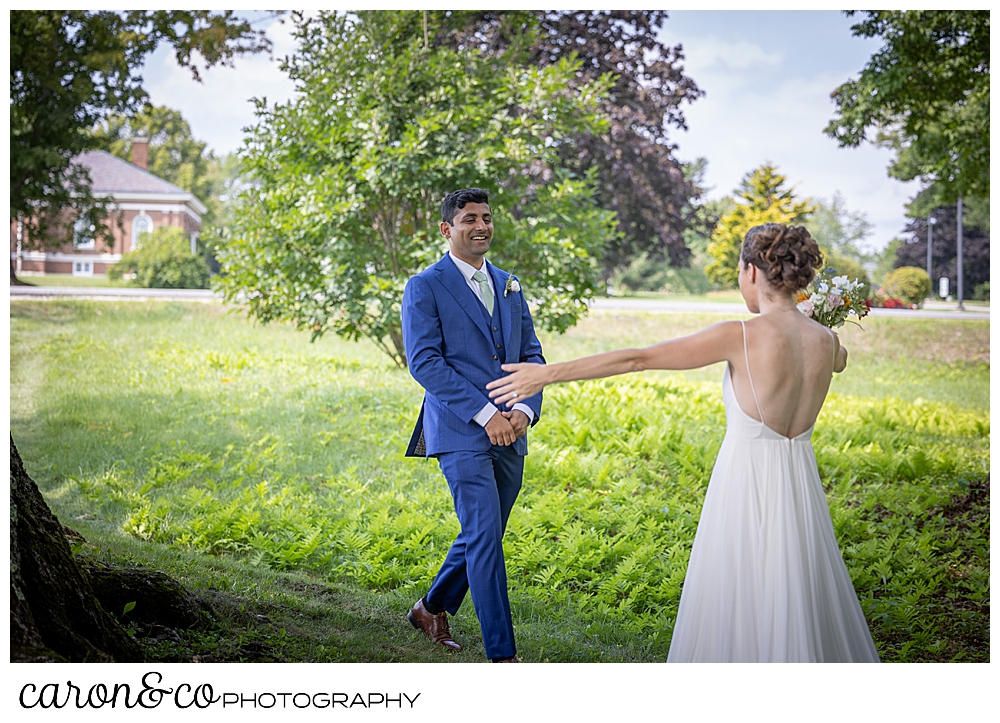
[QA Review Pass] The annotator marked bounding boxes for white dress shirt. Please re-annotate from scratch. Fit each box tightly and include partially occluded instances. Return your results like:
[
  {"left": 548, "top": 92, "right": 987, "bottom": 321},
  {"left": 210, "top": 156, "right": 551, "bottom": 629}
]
[{"left": 448, "top": 251, "right": 536, "bottom": 428}]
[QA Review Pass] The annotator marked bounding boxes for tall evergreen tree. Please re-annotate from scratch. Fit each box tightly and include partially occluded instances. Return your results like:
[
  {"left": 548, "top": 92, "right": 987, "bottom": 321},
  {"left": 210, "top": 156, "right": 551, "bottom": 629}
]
[{"left": 705, "top": 164, "right": 814, "bottom": 288}]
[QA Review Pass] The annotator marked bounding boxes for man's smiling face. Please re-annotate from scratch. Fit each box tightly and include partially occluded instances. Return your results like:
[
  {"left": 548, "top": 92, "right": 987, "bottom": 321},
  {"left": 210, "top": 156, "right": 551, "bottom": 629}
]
[{"left": 441, "top": 202, "right": 493, "bottom": 267}]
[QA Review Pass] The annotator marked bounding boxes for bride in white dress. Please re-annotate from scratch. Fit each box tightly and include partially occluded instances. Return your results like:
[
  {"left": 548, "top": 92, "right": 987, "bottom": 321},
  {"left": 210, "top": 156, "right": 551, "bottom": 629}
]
[{"left": 486, "top": 223, "right": 880, "bottom": 663}]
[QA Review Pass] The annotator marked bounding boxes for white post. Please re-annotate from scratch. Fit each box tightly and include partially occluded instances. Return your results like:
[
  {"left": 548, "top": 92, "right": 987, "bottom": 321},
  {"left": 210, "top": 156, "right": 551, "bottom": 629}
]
[{"left": 925, "top": 216, "right": 934, "bottom": 296}]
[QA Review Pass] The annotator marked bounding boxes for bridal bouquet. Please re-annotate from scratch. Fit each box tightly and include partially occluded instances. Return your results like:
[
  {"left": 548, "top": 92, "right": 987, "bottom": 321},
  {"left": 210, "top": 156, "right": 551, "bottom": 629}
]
[{"left": 796, "top": 269, "right": 870, "bottom": 329}]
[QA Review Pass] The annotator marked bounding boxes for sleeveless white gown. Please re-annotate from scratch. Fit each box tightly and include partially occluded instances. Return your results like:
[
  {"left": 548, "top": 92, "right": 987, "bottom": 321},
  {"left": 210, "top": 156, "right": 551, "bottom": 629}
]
[{"left": 666, "top": 323, "right": 880, "bottom": 663}]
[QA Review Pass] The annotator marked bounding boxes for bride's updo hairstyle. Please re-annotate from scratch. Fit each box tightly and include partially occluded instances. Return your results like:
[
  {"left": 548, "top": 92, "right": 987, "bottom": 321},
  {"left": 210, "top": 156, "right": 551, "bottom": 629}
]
[{"left": 740, "top": 223, "right": 823, "bottom": 293}]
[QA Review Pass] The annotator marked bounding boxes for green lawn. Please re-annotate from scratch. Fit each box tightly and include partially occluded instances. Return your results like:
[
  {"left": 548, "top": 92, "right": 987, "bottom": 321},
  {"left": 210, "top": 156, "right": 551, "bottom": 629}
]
[
  {"left": 609, "top": 289, "right": 746, "bottom": 303},
  {"left": 13, "top": 274, "right": 131, "bottom": 287},
  {"left": 10, "top": 300, "right": 989, "bottom": 662}
]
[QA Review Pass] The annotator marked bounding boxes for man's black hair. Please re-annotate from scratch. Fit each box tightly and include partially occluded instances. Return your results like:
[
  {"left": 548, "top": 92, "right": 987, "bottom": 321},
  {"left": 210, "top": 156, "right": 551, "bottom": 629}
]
[{"left": 441, "top": 188, "right": 490, "bottom": 225}]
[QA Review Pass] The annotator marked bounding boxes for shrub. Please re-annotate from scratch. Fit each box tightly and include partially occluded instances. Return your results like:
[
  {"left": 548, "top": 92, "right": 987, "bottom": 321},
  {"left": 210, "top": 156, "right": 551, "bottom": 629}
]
[
  {"left": 108, "top": 227, "right": 210, "bottom": 289},
  {"left": 972, "top": 281, "right": 989, "bottom": 301},
  {"left": 881, "top": 266, "right": 932, "bottom": 307}
]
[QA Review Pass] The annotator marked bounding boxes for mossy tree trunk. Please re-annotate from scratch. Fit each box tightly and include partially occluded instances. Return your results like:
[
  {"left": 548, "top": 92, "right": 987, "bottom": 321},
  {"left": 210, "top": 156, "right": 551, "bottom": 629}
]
[{"left": 10, "top": 435, "right": 146, "bottom": 662}]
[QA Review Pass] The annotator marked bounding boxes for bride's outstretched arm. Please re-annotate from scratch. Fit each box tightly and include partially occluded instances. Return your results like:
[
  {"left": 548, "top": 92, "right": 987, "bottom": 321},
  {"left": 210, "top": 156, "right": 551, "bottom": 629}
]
[{"left": 487, "top": 321, "right": 738, "bottom": 407}]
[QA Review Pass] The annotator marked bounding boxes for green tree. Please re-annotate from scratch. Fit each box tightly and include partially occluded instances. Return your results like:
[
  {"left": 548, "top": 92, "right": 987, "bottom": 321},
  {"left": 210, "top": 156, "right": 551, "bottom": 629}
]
[
  {"left": 704, "top": 164, "right": 815, "bottom": 288},
  {"left": 216, "top": 11, "right": 618, "bottom": 368},
  {"left": 441, "top": 11, "right": 705, "bottom": 275},
  {"left": 10, "top": 10, "right": 272, "bottom": 264},
  {"left": 809, "top": 192, "right": 875, "bottom": 262},
  {"left": 825, "top": 11, "right": 989, "bottom": 204}
]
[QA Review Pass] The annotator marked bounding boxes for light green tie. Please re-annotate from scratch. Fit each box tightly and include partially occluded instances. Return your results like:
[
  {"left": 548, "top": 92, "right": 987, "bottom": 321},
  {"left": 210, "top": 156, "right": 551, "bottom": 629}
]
[{"left": 472, "top": 270, "right": 494, "bottom": 316}]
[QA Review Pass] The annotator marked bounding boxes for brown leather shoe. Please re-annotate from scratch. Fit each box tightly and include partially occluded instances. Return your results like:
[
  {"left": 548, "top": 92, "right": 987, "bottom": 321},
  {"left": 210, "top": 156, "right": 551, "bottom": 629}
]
[
  {"left": 407, "top": 599, "right": 461, "bottom": 651},
  {"left": 494, "top": 656, "right": 519, "bottom": 663}
]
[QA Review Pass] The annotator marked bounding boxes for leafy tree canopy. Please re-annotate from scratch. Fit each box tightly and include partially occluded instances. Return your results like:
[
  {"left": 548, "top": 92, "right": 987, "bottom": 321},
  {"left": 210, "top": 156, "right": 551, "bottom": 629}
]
[
  {"left": 438, "top": 11, "right": 705, "bottom": 274},
  {"left": 216, "top": 11, "right": 619, "bottom": 368},
  {"left": 10, "top": 10, "right": 273, "bottom": 247},
  {"left": 809, "top": 192, "right": 875, "bottom": 263},
  {"left": 825, "top": 11, "right": 989, "bottom": 204},
  {"left": 705, "top": 164, "right": 814, "bottom": 288}
]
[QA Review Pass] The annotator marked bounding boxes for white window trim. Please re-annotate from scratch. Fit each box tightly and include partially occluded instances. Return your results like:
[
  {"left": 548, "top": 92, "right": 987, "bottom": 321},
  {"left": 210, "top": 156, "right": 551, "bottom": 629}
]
[{"left": 132, "top": 212, "right": 154, "bottom": 249}]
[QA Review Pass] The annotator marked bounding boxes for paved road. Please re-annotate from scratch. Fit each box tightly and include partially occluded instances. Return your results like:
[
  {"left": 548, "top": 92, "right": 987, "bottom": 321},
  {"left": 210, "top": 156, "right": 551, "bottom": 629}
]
[
  {"left": 591, "top": 297, "right": 990, "bottom": 321},
  {"left": 10, "top": 286, "right": 217, "bottom": 301},
  {"left": 10, "top": 285, "right": 990, "bottom": 320}
]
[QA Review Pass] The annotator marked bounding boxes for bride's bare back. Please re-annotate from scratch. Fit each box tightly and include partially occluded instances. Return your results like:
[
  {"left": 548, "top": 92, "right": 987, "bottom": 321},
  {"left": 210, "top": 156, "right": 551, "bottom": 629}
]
[{"left": 729, "top": 313, "right": 842, "bottom": 439}]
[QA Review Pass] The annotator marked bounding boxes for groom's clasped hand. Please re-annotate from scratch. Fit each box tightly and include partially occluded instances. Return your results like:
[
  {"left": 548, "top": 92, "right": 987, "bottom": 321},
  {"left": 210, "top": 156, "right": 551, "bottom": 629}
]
[{"left": 485, "top": 408, "right": 530, "bottom": 446}]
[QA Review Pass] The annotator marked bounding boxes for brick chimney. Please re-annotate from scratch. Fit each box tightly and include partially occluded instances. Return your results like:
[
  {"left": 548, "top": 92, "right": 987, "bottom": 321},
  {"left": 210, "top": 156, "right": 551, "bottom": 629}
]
[{"left": 131, "top": 135, "right": 149, "bottom": 170}]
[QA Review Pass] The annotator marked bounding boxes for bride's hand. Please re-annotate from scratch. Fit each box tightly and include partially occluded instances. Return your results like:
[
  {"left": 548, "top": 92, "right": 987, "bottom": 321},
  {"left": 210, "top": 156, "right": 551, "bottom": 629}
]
[{"left": 486, "top": 363, "right": 548, "bottom": 407}]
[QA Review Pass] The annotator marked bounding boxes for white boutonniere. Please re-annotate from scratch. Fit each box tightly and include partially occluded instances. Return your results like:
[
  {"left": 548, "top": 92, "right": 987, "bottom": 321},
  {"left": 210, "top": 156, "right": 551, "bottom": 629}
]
[{"left": 504, "top": 274, "right": 520, "bottom": 297}]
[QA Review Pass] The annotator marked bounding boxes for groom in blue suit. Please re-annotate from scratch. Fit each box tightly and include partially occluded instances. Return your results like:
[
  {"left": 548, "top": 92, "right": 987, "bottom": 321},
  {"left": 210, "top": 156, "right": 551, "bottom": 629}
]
[{"left": 401, "top": 188, "right": 545, "bottom": 663}]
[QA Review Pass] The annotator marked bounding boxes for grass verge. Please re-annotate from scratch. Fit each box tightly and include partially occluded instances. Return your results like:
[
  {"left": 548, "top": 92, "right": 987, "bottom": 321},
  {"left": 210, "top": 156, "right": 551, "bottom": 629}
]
[{"left": 10, "top": 300, "right": 989, "bottom": 662}]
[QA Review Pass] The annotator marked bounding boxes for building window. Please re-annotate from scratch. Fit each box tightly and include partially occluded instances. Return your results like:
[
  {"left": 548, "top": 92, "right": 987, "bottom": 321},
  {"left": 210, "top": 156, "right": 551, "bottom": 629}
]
[
  {"left": 132, "top": 213, "right": 154, "bottom": 248},
  {"left": 190, "top": 232, "right": 200, "bottom": 255},
  {"left": 73, "top": 261, "right": 94, "bottom": 277},
  {"left": 73, "top": 217, "right": 96, "bottom": 250}
]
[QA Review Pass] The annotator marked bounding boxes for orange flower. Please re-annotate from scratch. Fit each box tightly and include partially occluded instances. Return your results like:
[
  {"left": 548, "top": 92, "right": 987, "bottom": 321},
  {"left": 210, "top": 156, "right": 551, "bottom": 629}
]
[{"left": 795, "top": 291, "right": 809, "bottom": 303}]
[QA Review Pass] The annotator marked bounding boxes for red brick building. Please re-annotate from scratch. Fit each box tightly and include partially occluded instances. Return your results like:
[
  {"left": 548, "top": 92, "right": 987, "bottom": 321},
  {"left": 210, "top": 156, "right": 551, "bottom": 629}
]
[{"left": 11, "top": 138, "right": 207, "bottom": 277}]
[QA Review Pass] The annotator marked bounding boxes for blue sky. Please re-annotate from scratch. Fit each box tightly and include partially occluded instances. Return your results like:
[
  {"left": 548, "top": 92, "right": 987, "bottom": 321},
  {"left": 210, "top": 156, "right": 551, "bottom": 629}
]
[
  {"left": 142, "top": 10, "right": 920, "bottom": 250},
  {"left": 659, "top": 10, "right": 919, "bottom": 250}
]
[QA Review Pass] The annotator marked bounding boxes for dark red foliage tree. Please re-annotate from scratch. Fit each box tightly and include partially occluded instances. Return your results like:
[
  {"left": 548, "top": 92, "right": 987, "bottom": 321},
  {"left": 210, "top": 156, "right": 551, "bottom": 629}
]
[
  {"left": 895, "top": 205, "right": 989, "bottom": 292},
  {"left": 440, "top": 11, "right": 705, "bottom": 275}
]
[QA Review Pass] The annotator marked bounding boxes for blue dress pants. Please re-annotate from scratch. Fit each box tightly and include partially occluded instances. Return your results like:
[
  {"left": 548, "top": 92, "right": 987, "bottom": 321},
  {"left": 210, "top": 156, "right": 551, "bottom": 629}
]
[{"left": 426, "top": 445, "right": 523, "bottom": 660}]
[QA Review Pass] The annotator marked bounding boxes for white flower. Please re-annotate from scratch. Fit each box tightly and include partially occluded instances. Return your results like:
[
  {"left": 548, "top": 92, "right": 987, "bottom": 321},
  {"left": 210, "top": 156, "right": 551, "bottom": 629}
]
[
  {"left": 817, "top": 281, "right": 830, "bottom": 294},
  {"left": 832, "top": 275, "right": 849, "bottom": 287},
  {"left": 509, "top": 279, "right": 520, "bottom": 292},
  {"left": 809, "top": 293, "right": 825, "bottom": 305},
  {"left": 797, "top": 300, "right": 815, "bottom": 316}
]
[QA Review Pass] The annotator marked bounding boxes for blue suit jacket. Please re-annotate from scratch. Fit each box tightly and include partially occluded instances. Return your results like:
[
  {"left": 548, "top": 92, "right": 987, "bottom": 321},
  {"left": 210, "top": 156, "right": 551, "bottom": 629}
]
[{"left": 402, "top": 254, "right": 545, "bottom": 457}]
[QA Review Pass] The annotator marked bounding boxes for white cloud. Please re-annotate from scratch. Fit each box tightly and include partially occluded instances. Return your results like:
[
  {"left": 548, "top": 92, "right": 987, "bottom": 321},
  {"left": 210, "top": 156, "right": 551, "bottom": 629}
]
[
  {"left": 142, "top": 15, "right": 300, "bottom": 156},
  {"left": 683, "top": 36, "right": 783, "bottom": 73},
  {"left": 673, "top": 36, "right": 920, "bottom": 248}
]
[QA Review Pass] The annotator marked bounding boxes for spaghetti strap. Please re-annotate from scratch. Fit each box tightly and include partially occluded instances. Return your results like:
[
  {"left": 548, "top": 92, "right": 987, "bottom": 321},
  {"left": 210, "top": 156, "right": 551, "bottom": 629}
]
[{"left": 740, "top": 320, "right": 765, "bottom": 424}]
